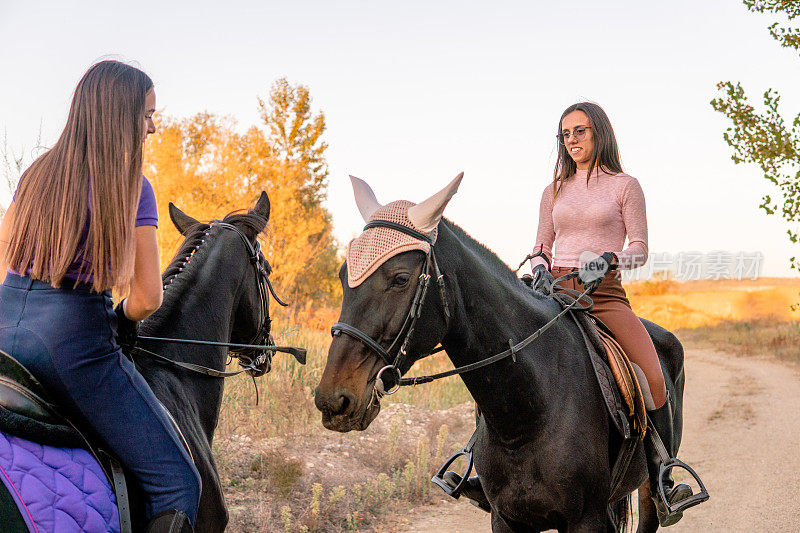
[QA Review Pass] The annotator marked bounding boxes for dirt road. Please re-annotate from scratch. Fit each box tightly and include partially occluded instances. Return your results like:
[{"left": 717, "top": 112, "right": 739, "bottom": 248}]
[{"left": 399, "top": 348, "right": 800, "bottom": 532}]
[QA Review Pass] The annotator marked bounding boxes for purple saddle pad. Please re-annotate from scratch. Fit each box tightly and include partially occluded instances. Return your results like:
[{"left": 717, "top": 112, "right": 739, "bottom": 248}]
[{"left": 0, "top": 430, "right": 120, "bottom": 532}]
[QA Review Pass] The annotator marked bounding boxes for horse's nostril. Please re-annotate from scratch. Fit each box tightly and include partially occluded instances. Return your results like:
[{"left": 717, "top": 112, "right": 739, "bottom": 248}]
[{"left": 333, "top": 390, "right": 355, "bottom": 416}]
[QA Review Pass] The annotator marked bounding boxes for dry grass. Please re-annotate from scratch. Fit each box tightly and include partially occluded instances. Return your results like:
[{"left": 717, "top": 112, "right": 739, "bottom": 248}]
[
  {"left": 626, "top": 277, "right": 800, "bottom": 362},
  {"left": 625, "top": 277, "right": 800, "bottom": 330},
  {"left": 216, "top": 323, "right": 327, "bottom": 441},
  {"left": 675, "top": 318, "right": 800, "bottom": 362},
  {"left": 215, "top": 321, "right": 471, "bottom": 443}
]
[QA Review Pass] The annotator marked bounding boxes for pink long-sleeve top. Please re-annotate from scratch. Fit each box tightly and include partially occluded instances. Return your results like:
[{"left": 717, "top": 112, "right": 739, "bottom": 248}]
[{"left": 530, "top": 168, "right": 649, "bottom": 270}]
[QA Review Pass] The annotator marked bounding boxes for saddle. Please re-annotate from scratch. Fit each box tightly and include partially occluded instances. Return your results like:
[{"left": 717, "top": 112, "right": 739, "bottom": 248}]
[
  {"left": 564, "top": 308, "right": 660, "bottom": 504},
  {"left": 0, "top": 351, "right": 134, "bottom": 531},
  {"left": 0, "top": 351, "right": 85, "bottom": 447},
  {"left": 431, "top": 309, "right": 654, "bottom": 508},
  {"left": 567, "top": 310, "right": 650, "bottom": 438},
  {"left": 593, "top": 317, "right": 649, "bottom": 437}
]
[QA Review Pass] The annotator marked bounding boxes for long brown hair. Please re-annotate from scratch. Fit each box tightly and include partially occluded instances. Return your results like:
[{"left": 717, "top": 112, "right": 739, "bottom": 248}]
[
  {"left": 6, "top": 60, "right": 153, "bottom": 293},
  {"left": 551, "top": 102, "right": 623, "bottom": 201}
]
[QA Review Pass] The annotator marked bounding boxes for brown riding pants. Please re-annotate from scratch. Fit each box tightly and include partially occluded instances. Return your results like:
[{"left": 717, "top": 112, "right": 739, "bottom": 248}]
[{"left": 550, "top": 266, "right": 667, "bottom": 407}]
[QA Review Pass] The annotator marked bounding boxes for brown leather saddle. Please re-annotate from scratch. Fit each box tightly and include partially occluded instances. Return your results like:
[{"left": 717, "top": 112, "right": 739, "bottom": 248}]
[
  {"left": 568, "top": 312, "right": 644, "bottom": 435},
  {"left": 593, "top": 319, "right": 648, "bottom": 438}
]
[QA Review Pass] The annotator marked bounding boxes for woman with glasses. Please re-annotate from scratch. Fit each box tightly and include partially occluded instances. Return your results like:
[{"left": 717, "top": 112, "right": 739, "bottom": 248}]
[
  {"left": 439, "top": 102, "right": 704, "bottom": 525},
  {"left": 528, "top": 101, "right": 692, "bottom": 525}
]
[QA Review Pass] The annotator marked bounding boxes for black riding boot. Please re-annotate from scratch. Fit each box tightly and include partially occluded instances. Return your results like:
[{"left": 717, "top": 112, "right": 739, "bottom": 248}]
[
  {"left": 442, "top": 471, "right": 491, "bottom": 512},
  {"left": 144, "top": 510, "right": 194, "bottom": 533},
  {"left": 646, "top": 394, "right": 692, "bottom": 527}
]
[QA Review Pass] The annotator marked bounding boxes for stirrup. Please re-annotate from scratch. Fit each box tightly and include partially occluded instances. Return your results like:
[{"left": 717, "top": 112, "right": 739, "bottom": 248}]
[
  {"left": 647, "top": 408, "right": 709, "bottom": 516},
  {"left": 657, "top": 459, "right": 710, "bottom": 515},
  {"left": 431, "top": 427, "right": 477, "bottom": 497}
]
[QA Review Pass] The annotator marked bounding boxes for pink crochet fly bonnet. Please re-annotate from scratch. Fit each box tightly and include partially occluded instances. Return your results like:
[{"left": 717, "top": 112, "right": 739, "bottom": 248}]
[
  {"left": 346, "top": 200, "right": 438, "bottom": 287},
  {"left": 345, "top": 174, "right": 463, "bottom": 288}
]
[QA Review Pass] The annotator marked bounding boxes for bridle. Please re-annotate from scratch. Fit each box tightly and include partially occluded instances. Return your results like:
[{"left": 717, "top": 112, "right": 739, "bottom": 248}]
[
  {"left": 331, "top": 220, "right": 450, "bottom": 394},
  {"left": 130, "top": 220, "right": 306, "bottom": 379},
  {"left": 330, "top": 220, "right": 594, "bottom": 396},
  {"left": 211, "top": 221, "right": 284, "bottom": 373}
]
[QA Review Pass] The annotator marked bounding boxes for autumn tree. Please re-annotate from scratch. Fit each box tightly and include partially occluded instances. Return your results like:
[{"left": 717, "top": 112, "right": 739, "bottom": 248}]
[
  {"left": 258, "top": 78, "right": 328, "bottom": 200},
  {"left": 711, "top": 0, "right": 800, "bottom": 289},
  {"left": 144, "top": 78, "right": 340, "bottom": 306}
]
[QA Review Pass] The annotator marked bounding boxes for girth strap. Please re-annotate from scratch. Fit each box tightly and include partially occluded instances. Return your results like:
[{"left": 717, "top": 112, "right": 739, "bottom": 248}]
[{"left": 103, "top": 451, "right": 132, "bottom": 533}]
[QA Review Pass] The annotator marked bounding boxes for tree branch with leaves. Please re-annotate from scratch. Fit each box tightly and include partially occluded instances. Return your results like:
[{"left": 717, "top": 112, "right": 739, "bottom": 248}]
[{"left": 711, "top": 0, "right": 800, "bottom": 299}]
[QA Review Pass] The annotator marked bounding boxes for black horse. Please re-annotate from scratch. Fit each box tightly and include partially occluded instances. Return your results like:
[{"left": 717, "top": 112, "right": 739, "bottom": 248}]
[
  {"left": 315, "top": 180, "right": 687, "bottom": 532},
  {"left": 132, "top": 192, "right": 283, "bottom": 531},
  {"left": 0, "top": 192, "right": 304, "bottom": 532}
]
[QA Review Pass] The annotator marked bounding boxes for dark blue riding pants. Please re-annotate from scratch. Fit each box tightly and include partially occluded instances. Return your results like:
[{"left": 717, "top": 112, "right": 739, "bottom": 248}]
[{"left": 0, "top": 273, "right": 201, "bottom": 523}]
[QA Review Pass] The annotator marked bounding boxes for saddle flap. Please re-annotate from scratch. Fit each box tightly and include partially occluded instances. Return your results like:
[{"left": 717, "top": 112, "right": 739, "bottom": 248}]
[
  {"left": 0, "top": 377, "right": 55, "bottom": 423},
  {"left": 595, "top": 326, "right": 648, "bottom": 438},
  {"left": 569, "top": 312, "right": 629, "bottom": 437}
]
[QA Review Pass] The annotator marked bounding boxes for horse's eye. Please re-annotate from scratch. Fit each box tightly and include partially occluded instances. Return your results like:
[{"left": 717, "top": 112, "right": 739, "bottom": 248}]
[{"left": 392, "top": 273, "right": 411, "bottom": 288}]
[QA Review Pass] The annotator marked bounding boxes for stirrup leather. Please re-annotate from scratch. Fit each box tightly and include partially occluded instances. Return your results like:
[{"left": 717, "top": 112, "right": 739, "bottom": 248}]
[
  {"left": 647, "top": 415, "right": 709, "bottom": 515},
  {"left": 431, "top": 426, "right": 478, "bottom": 497}
]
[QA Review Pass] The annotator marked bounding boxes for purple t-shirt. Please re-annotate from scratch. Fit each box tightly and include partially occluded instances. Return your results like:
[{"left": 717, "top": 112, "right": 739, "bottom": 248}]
[{"left": 10, "top": 176, "right": 158, "bottom": 283}]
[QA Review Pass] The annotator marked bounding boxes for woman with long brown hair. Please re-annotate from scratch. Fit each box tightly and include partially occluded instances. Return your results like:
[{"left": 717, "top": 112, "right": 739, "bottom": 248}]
[
  {"left": 0, "top": 60, "right": 199, "bottom": 532},
  {"left": 529, "top": 101, "right": 693, "bottom": 526}
]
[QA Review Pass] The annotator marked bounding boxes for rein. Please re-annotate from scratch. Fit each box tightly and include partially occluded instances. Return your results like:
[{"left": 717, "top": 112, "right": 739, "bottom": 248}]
[
  {"left": 130, "top": 220, "right": 307, "bottom": 380},
  {"left": 396, "top": 274, "right": 592, "bottom": 387},
  {"left": 331, "top": 220, "right": 594, "bottom": 395}
]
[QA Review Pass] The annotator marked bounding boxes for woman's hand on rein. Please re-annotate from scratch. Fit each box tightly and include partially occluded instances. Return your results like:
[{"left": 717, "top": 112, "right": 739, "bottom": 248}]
[
  {"left": 577, "top": 252, "right": 618, "bottom": 293},
  {"left": 114, "top": 299, "right": 139, "bottom": 349},
  {"left": 531, "top": 264, "right": 555, "bottom": 294}
]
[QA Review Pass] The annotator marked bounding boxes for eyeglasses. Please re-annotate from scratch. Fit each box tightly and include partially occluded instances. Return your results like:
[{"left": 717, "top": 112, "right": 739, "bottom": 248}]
[{"left": 557, "top": 126, "right": 592, "bottom": 145}]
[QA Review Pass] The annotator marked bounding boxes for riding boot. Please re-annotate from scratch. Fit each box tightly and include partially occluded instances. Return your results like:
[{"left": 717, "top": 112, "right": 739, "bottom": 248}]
[
  {"left": 441, "top": 471, "right": 491, "bottom": 512},
  {"left": 646, "top": 393, "right": 692, "bottom": 527},
  {"left": 144, "top": 510, "right": 194, "bottom": 533}
]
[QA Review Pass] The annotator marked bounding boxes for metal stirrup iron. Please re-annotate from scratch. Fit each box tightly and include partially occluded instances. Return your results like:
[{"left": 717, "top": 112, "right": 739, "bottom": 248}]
[
  {"left": 431, "top": 426, "right": 479, "bottom": 498},
  {"left": 646, "top": 415, "right": 710, "bottom": 514}
]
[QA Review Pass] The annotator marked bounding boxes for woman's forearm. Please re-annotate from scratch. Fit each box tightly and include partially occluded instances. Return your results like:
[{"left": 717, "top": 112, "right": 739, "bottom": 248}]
[{"left": 124, "top": 225, "right": 163, "bottom": 321}]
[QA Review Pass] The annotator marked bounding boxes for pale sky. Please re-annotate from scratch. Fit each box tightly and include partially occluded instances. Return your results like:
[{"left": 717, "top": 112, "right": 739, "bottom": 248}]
[{"left": 1, "top": 0, "right": 798, "bottom": 278}]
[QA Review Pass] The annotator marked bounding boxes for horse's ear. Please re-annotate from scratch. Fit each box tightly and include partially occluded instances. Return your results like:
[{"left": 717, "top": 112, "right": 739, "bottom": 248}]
[
  {"left": 253, "top": 191, "right": 271, "bottom": 222},
  {"left": 350, "top": 175, "right": 383, "bottom": 222},
  {"left": 169, "top": 202, "right": 200, "bottom": 236},
  {"left": 408, "top": 172, "right": 463, "bottom": 233}
]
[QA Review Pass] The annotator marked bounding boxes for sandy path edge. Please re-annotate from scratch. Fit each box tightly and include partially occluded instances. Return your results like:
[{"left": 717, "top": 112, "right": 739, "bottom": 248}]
[{"left": 396, "top": 348, "right": 800, "bottom": 532}]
